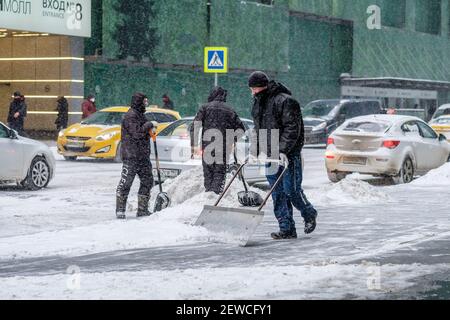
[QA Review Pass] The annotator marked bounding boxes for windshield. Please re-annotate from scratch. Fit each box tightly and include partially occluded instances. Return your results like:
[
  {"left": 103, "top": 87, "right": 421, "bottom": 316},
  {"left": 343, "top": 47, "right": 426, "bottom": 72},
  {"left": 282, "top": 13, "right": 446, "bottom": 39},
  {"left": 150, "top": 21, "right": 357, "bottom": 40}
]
[
  {"left": 81, "top": 112, "right": 124, "bottom": 126},
  {"left": 434, "top": 108, "right": 450, "bottom": 119},
  {"left": 159, "top": 120, "right": 192, "bottom": 138},
  {"left": 302, "top": 100, "right": 340, "bottom": 118},
  {"left": 431, "top": 117, "right": 450, "bottom": 125},
  {"left": 343, "top": 121, "right": 390, "bottom": 133}
]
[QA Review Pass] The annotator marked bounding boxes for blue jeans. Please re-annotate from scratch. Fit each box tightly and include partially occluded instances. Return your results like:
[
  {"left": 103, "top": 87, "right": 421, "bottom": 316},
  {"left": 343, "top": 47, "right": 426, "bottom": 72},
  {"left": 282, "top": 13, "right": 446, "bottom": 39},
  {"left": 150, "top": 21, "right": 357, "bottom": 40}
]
[{"left": 266, "top": 155, "right": 317, "bottom": 233}]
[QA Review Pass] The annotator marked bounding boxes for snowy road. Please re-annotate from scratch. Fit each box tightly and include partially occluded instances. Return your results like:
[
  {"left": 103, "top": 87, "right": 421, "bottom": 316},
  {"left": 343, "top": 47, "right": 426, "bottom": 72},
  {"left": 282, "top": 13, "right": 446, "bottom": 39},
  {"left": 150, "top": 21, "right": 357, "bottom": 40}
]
[{"left": 1, "top": 146, "right": 450, "bottom": 299}]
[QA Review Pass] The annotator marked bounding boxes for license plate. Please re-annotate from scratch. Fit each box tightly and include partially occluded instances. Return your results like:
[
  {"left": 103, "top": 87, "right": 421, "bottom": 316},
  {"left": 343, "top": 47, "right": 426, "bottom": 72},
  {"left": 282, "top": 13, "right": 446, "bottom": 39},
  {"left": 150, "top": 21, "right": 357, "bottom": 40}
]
[
  {"left": 343, "top": 157, "right": 367, "bottom": 165},
  {"left": 66, "top": 141, "right": 85, "bottom": 148},
  {"left": 153, "top": 169, "right": 180, "bottom": 178}
]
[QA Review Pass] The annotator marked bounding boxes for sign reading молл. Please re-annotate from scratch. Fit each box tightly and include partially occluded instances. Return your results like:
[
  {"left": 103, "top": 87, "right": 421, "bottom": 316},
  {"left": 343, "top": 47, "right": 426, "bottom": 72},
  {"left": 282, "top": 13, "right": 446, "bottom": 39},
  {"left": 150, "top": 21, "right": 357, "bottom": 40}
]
[{"left": 0, "top": 0, "right": 91, "bottom": 37}]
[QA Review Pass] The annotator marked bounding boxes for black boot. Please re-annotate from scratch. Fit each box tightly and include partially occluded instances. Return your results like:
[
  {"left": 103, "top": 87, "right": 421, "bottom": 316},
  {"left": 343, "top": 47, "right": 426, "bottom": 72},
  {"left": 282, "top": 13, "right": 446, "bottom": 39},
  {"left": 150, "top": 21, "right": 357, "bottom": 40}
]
[
  {"left": 116, "top": 195, "right": 127, "bottom": 219},
  {"left": 271, "top": 230, "right": 297, "bottom": 240},
  {"left": 304, "top": 216, "right": 317, "bottom": 234},
  {"left": 137, "top": 195, "right": 152, "bottom": 217}
]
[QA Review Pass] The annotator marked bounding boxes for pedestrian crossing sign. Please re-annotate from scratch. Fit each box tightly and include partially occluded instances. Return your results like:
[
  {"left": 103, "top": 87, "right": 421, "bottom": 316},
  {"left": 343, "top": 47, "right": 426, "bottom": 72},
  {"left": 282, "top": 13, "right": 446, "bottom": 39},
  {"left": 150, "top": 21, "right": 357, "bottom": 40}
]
[{"left": 204, "top": 47, "right": 228, "bottom": 73}]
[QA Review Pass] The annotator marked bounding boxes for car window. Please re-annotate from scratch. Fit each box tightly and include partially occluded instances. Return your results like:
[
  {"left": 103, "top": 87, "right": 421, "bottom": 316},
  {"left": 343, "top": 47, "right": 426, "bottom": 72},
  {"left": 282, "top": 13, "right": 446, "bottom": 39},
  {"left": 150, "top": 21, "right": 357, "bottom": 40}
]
[
  {"left": 417, "top": 122, "right": 438, "bottom": 139},
  {"left": 343, "top": 121, "right": 390, "bottom": 133},
  {"left": 81, "top": 112, "right": 124, "bottom": 126},
  {"left": 402, "top": 121, "right": 421, "bottom": 137},
  {"left": 151, "top": 113, "right": 177, "bottom": 123},
  {"left": 159, "top": 120, "right": 191, "bottom": 138},
  {"left": 431, "top": 117, "right": 450, "bottom": 125},
  {"left": 0, "top": 124, "right": 9, "bottom": 138},
  {"left": 340, "top": 103, "right": 359, "bottom": 118}
]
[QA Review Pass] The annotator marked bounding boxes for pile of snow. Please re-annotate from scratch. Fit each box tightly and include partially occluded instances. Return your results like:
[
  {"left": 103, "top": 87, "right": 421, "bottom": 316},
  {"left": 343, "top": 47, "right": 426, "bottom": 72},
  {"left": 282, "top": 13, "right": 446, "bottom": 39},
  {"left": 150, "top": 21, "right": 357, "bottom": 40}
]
[
  {"left": 0, "top": 167, "right": 266, "bottom": 260},
  {"left": 412, "top": 163, "right": 450, "bottom": 186},
  {"left": 309, "top": 176, "right": 392, "bottom": 206}
]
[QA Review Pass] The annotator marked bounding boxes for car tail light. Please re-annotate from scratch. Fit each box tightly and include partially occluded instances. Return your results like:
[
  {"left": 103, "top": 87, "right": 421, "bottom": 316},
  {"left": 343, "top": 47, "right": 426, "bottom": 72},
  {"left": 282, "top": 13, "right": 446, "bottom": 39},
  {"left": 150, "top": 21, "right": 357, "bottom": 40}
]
[
  {"left": 327, "top": 137, "right": 334, "bottom": 145},
  {"left": 382, "top": 140, "right": 400, "bottom": 149}
]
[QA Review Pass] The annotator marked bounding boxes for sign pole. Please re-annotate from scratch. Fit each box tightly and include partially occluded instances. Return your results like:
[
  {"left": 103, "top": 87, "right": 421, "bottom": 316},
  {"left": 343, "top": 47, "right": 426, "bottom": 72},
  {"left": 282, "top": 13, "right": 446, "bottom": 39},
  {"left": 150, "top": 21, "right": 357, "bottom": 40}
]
[{"left": 214, "top": 73, "right": 218, "bottom": 87}]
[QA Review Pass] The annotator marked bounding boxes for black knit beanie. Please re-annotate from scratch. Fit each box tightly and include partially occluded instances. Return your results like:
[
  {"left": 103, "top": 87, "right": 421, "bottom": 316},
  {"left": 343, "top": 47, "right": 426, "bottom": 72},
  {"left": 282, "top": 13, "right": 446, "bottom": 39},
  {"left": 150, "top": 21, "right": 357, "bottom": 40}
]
[{"left": 248, "top": 71, "right": 269, "bottom": 88}]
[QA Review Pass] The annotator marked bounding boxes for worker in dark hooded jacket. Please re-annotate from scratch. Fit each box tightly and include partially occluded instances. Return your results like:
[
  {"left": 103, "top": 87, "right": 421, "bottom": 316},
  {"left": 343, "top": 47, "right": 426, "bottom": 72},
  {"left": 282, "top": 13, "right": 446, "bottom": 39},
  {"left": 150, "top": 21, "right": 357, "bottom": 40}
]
[
  {"left": 190, "top": 86, "right": 245, "bottom": 194},
  {"left": 115, "top": 92, "right": 155, "bottom": 219},
  {"left": 248, "top": 71, "right": 318, "bottom": 240}
]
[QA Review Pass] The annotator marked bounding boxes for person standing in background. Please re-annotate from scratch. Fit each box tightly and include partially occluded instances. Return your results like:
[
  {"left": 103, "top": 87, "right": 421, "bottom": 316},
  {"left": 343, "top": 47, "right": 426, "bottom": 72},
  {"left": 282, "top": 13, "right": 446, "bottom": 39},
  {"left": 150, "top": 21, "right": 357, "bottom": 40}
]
[
  {"left": 81, "top": 94, "right": 96, "bottom": 119},
  {"left": 55, "top": 96, "right": 69, "bottom": 131},
  {"left": 7, "top": 91, "right": 27, "bottom": 136},
  {"left": 162, "top": 94, "right": 175, "bottom": 110}
]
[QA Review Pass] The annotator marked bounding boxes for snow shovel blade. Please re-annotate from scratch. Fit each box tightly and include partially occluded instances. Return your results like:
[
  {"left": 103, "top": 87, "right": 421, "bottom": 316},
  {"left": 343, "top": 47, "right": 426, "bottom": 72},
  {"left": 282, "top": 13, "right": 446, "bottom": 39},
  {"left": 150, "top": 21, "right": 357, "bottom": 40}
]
[
  {"left": 194, "top": 205, "right": 265, "bottom": 246},
  {"left": 238, "top": 191, "right": 264, "bottom": 207},
  {"left": 153, "top": 192, "right": 170, "bottom": 213}
]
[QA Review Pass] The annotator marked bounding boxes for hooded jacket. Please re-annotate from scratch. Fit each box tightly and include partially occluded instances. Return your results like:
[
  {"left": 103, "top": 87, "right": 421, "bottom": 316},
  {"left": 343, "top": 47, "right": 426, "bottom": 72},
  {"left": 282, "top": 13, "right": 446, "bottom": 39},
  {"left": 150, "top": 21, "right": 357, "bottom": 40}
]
[
  {"left": 81, "top": 95, "right": 96, "bottom": 119},
  {"left": 120, "top": 93, "right": 153, "bottom": 161},
  {"left": 251, "top": 81, "right": 304, "bottom": 157},
  {"left": 190, "top": 87, "right": 245, "bottom": 160},
  {"left": 7, "top": 97, "right": 27, "bottom": 129}
]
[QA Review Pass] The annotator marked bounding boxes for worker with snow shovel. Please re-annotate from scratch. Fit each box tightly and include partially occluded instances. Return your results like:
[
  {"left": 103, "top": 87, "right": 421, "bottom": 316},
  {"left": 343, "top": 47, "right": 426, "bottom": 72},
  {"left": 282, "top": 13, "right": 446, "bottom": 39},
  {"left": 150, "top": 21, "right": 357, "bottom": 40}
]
[
  {"left": 115, "top": 93, "right": 155, "bottom": 219},
  {"left": 248, "top": 71, "right": 318, "bottom": 240},
  {"left": 190, "top": 86, "right": 246, "bottom": 195}
]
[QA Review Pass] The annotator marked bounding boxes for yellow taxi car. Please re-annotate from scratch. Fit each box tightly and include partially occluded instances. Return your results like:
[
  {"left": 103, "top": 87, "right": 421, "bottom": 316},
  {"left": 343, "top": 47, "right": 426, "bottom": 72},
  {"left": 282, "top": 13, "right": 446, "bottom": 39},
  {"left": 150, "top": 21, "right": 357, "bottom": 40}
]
[
  {"left": 57, "top": 106, "right": 181, "bottom": 162},
  {"left": 430, "top": 115, "right": 450, "bottom": 142}
]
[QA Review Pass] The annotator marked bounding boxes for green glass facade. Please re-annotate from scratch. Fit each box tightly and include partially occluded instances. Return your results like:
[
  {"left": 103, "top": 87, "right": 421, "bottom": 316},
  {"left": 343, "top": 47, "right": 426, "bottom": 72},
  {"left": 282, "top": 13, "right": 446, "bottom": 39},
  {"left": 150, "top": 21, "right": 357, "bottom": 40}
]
[{"left": 84, "top": 0, "right": 450, "bottom": 117}]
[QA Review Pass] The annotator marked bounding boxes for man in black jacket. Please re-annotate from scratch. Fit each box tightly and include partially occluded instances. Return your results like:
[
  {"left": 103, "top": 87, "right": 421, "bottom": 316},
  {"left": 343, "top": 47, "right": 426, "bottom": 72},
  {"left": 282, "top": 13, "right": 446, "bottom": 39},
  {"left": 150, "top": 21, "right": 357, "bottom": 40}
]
[
  {"left": 7, "top": 91, "right": 27, "bottom": 135},
  {"left": 116, "top": 92, "right": 155, "bottom": 219},
  {"left": 55, "top": 96, "right": 69, "bottom": 131},
  {"left": 248, "top": 71, "right": 318, "bottom": 239},
  {"left": 190, "top": 86, "right": 245, "bottom": 194}
]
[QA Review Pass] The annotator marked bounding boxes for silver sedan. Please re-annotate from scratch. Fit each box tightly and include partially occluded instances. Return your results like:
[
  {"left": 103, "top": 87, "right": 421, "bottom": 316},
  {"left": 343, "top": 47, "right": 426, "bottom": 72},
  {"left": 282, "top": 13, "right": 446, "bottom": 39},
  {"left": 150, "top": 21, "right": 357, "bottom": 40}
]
[
  {"left": 0, "top": 122, "right": 55, "bottom": 190},
  {"left": 325, "top": 115, "right": 450, "bottom": 184}
]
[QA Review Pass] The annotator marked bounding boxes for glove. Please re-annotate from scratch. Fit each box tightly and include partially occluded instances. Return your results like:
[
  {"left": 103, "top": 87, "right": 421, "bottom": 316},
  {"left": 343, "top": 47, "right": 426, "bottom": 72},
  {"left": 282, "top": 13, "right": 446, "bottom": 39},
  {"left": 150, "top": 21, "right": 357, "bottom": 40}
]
[{"left": 280, "top": 153, "right": 289, "bottom": 167}]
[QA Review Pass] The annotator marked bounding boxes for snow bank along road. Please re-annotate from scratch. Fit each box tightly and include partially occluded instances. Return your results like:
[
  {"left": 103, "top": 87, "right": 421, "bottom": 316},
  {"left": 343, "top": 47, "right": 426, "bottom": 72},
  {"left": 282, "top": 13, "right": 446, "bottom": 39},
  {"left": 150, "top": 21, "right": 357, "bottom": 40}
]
[{"left": 1, "top": 146, "right": 450, "bottom": 299}]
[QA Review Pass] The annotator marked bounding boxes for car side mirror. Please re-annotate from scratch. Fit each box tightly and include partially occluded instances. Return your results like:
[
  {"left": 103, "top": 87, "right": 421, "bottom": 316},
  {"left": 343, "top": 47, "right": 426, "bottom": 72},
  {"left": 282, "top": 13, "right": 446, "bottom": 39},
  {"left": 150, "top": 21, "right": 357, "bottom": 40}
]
[
  {"left": 9, "top": 129, "right": 18, "bottom": 139},
  {"left": 439, "top": 134, "right": 447, "bottom": 142}
]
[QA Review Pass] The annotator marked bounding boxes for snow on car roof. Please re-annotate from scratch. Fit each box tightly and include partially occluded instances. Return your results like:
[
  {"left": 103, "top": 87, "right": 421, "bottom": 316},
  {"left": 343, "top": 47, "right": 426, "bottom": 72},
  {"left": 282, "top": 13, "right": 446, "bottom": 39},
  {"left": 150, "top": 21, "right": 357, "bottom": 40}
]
[
  {"left": 346, "top": 114, "right": 420, "bottom": 124},
  {"left": 437, "top": 104, "right": 450, "bottom": 110}
]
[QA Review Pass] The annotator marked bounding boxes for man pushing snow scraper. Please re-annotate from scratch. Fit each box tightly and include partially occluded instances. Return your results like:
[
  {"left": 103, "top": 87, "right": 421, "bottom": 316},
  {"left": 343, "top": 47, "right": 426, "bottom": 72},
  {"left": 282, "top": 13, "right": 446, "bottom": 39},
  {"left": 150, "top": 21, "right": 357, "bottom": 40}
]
[{"left": 193, "top": 73, "right": 318, "bottom": 245}]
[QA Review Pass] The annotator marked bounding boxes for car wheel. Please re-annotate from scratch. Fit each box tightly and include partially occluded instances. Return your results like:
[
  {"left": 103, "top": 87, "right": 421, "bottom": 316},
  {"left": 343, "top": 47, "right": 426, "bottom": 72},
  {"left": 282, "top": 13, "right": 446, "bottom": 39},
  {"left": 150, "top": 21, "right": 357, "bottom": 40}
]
[
  {"left": 392, "top": 157, "right": 414, "bottom": 184},
  {"left": 327, "top": 170, "right": 347, "bottom": 183},
  {"left": 21, "top": 156, "right": 51, "bottom": 190},
  {"left": 113, "top": 143, "right": 122, "bottom": 163},
  {"left": 64, "top": 156, "right": 77, "bottom": 161}
]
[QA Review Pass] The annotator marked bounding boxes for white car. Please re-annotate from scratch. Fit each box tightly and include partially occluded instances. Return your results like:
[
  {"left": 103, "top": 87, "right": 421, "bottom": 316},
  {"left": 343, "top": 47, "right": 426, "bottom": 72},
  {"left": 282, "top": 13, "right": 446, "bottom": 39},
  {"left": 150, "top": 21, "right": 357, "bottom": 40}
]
[
  {"left": 325, "top": 115, "right": 450, "bottom": 184},
  {"left": 0, "top": 122, "right": 55, "bottom": 190},
  {"left": 151, "top": 117, "right": 268, "bottom": 184}
]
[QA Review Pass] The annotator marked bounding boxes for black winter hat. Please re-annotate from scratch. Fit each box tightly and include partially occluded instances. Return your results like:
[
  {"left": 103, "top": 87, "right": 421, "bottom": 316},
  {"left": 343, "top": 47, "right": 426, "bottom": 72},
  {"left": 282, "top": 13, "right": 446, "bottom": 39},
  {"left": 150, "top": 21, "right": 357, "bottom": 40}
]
[
  {"left": 248, "top": 71, "right": 269, "bottom": 88},
  {"left": 13, "top": 91, "right": 21, "bottom": 97}
]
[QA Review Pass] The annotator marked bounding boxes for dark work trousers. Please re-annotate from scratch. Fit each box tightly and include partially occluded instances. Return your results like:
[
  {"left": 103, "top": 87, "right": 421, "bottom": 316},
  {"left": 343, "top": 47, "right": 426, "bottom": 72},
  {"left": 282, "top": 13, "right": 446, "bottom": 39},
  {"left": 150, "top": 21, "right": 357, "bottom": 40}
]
[
  {"left": 116, "top": 160, "right": 154, "bottom": 198},
  {"left": 202, "top": 160, "right": 227, "bottom": 194},
  {"left": 266, "top": 154, "right": 318, "bottom": 233}
]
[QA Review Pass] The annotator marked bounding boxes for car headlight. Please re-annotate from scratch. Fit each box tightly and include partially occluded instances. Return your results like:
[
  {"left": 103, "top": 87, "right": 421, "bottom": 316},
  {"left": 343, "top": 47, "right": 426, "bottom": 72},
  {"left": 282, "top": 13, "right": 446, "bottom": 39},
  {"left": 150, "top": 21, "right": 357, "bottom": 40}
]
[
  {"left": 312, "top": 122, "right": 327, "bottom": 132},
  {"left": 95, "top": 132, "right": 116, "bottom": 141},
  {"left": 58, "top": 130, "right": 65, "bottom": 137}
]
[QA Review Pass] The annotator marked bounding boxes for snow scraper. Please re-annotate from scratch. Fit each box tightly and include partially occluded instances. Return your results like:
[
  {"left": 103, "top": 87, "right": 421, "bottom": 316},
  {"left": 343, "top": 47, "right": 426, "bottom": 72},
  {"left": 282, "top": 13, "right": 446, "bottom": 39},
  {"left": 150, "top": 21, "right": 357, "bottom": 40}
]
[
  {"left": 194, "top": 160, "right": 288, "bottom": 246},
  {"left": 151, "top": 132, "right": 171, "bottom": 213},
  {"left": 232, "top": 148, "right": 263, "bottom": 207}
]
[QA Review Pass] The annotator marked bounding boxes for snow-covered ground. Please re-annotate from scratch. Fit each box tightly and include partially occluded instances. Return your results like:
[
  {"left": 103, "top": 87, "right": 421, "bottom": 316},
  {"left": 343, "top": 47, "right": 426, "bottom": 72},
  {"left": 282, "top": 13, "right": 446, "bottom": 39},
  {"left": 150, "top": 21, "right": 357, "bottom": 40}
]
[{"left": 1, "top": 145, "right": 450, "bottom": 299}]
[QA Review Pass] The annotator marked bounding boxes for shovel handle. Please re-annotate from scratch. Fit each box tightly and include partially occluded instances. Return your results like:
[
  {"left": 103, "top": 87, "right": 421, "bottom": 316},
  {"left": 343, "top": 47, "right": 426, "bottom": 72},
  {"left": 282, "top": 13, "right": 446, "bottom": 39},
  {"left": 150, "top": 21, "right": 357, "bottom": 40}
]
[
  {"left": 257, "top": 164, "right": 289, "bottom": 212},
  {"left": 150, "top": 131, "right": 163, "bottom": 193},
  {"left": 214, "top": 161, "right": 247, "bottom": 207}
]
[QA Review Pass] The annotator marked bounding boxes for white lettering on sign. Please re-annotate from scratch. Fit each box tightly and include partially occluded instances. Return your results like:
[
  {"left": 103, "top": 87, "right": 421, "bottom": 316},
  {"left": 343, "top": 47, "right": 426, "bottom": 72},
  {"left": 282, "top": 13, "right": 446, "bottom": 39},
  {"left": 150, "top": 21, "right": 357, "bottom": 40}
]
[
  {"left": 342, "top": 86, "right": 438, "bottom": 100},
  {"left": 367, "top": 5, "right": 381, "bottom": 30}
]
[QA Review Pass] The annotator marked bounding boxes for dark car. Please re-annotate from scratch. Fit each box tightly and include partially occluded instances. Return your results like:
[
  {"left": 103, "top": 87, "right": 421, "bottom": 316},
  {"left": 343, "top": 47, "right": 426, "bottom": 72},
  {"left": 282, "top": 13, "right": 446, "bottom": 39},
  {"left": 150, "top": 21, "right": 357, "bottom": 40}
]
[{"left": 302, "top": 99, "right": 383, "bottom": 144}]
